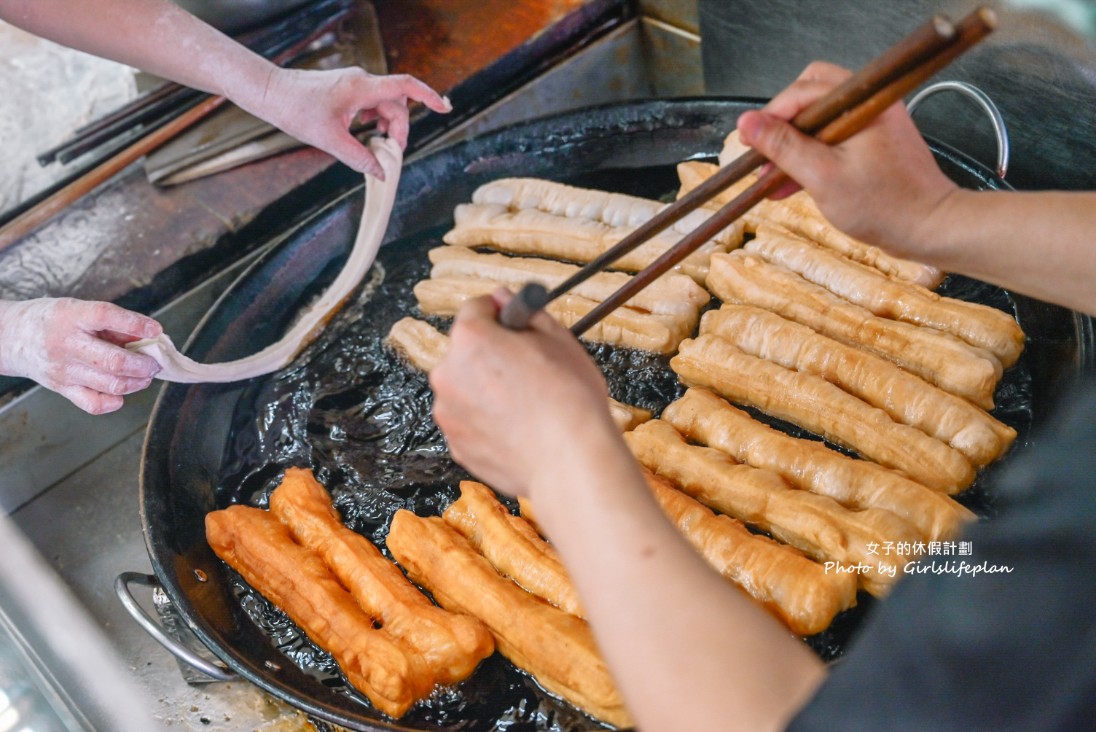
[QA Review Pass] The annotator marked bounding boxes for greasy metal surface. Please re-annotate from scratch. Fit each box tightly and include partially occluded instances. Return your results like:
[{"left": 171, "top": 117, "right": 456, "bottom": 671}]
[
  {"left": 638, "top": 0, "right": 699, "bottom": 35},
  {"left": 139, "top": 99, "right": 1091, "bottom": 731},
  {"left": 639, "top": 17, "right": 704, "bottom": 97},
  {"left": 699, "top": 0, "right": 1096, "bottom": 191}
]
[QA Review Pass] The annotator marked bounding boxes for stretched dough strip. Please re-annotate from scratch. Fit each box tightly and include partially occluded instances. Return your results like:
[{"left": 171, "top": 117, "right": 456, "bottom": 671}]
[
  {"left": 386, "top": 316, "right": 650, "bottom": 431},
  {"left": 386, "top": 510, "right": 632, "bottom": 728},
  {"left": 413, "top": 277, "right": 691, "bottom": 354},
  {"left": 268, "top": 468, "right": 495, "bottom": 685},
  {"left": 624, "top": 420, "right": 919, "bottom": 596},
  {"left": 671, "top": 334, "right": 976, "bottom": 493},
  {"left": 443, "top": 481, "right": 583, "bottom": 618},
  {"left": 745, "top": 228, "right": 1025, "bottom": 367},
  {"left": 205, "top": 505, "right": 432, "bottom": 718},
  {"left": 662, "top": 388, "right": 975, "bottom": 540},
  {"left": 129, "top": 137, "right": 402, "bottom": 383},
  {"left": 640, "top": 469, "right": 857, "bottom": 635},
  {"left": 707, "top": 251, "right": 1001, "bottom": 409},
  {"left": 700, "top": 305, "right": 1015, "bottom": 466}
]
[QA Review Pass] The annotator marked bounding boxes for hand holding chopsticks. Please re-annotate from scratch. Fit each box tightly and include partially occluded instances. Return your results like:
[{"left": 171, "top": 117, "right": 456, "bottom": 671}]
[{"left": 499, "top": 7, "right": 996, "bottom": 334}]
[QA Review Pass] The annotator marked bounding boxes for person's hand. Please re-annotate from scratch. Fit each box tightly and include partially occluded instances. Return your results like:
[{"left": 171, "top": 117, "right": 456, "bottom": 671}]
[
  {"left": 0, "top": 298, "right": 163, "bottom": 415},
  {"left": 735, "top": 61, "right": 959, "bottom": 255},
  {"left": 429, "top": 289, "right": 618, "bottom": 499},
  {"left": 243, "top": 66, "right": 451, "bottom": 180}
]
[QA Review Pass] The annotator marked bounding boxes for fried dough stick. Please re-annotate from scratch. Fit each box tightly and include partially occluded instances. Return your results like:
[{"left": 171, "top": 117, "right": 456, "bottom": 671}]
[
  {"left": 205, "top": 506, "right": 432, "bottom": 718},
  {"left": 427, "top": 246, "right": 710, "bottom": 321},
  {"left": 671, "top": 335, "right": 976, "bottom": 493},
  {"left": 700, "top": 305, "right": 1015, "bottom": 466},
  {"left": 414, "top": 278, "right": 691, "bottom": 354},
  {"left": 385, "top": 317, "right": 651, "bottom": 432},
  {"left": 641, "top": 469, "right": 857, "bottom": 635},
  {"left": 745, "top": 229, "right": 1025, "bottom": 367},
  {"left": 268, "top": 469, "right": 495, "bottom": 685},
  {"left": 386, "top": 510, "right": 633, "bottom": 729},
  {"left": 663, "top": 388, "right": 975, "bottom": 540},
  {"left": 676, "top": 160, "right": 942, "bottom": 287},
  {"left": 443, "top": 481, "right": 583, "bottom": 618},
  {"left": 624, "top": 420, "right": 919, "bottom": 596},
  {"left": 706, "top": 252, "right": 1001, "bottom": 409}
]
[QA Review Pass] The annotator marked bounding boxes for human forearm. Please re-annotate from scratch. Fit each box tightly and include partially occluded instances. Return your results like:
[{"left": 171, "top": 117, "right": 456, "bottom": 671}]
[
  {"left": 531, "top": 432, "right": 825, "bottom": 732},
  {"left": 914, "top": 189, "right": 1096, "bottom": 317},
  {"left": 0, "top": 0, "right": 270, "bottom": 103}
]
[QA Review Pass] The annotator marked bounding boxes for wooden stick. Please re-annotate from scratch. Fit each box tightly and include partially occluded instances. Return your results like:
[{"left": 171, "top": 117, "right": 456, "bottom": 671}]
[{"left": 568, "top": 7, "right": 995, "bottom": 337}]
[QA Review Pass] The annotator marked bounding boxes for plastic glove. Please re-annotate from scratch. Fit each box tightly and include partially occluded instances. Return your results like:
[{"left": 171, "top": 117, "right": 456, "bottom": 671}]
[
  {"left": 242, "top": 66, "right": 452, "bottom": 180},
  {"left": 0, "top": 298, "right": 163, "bottom": 415}
]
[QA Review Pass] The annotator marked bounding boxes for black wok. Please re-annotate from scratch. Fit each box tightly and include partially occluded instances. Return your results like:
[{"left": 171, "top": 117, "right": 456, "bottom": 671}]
[{"left": 131, "top": 99, "right": 1094, "bottom": 731}]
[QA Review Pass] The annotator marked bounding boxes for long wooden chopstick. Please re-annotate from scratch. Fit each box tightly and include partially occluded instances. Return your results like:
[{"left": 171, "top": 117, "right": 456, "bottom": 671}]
[{"left": 497, "top": 8, "right": 994, "bottom": 333}]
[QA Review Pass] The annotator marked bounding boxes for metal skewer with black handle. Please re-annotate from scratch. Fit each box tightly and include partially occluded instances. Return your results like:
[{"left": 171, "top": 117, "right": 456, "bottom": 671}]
[{"left": 497, "top": 7, "right": 996, "bottom": 332}]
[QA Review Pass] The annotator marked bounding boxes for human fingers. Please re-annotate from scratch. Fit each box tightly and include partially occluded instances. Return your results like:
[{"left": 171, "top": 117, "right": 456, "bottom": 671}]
[
  {"left": 328, "top": 130, "right": 385, "bottom": 179},
  {"left": 54, "top": 360, "right": 154, "bottom": 397},
  {"left": 736, "top": 110, "right": 839, "bottom": 194},
  {"left": 71, "top": 300, "right": 161, "bottom": 340},
  {"left": 67, "top": 333, "right": 161, "bottom": 380},
  {"left": 54, "top": 384, "right": 124, "bottom": 416},
  {"left": 376, "top": 98, "right": 410, "bottom": 148},
  {"left": 381, "top": 73, "right": 452, "bottom": 114}
]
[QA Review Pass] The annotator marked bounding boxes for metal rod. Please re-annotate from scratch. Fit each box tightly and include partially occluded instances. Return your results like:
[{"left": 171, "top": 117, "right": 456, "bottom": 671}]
[{"left": 567, "top": 7, "right": 996, "bottom": 337}]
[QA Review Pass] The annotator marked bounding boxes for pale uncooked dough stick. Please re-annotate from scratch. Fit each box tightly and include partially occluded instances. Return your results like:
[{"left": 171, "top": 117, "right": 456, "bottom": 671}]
[
  {"left": 384, "top": 316, "right": 650, "bottom": 432},
  {"left": 128, "top": 136, "right": 402, "bottom": 383}
]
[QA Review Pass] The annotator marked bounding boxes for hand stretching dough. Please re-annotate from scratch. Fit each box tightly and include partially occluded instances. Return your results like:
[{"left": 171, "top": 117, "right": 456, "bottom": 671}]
[
  {"left": 384, "top": 316, "right": 650, "bottom": 431},
  {"left": 662, "top": 388, "right": 975, "bottom": 541},
  {"left": 205, "top": 504, "right": 432, "bottom": 718},
  {"left": 268, "top": 468, "right": 495, "bottom": 685},
  {"left": 671, "top": 334, "right": 976, "bottom": 493},
  {"left": 128, "top": 137, "right": 402, "bottom": 383},
  {"left": 386, "top": 510, "right": 633, "bottom": 728},
  {"left": 443, "top": 481, "right": 583, "bottom": 618}
]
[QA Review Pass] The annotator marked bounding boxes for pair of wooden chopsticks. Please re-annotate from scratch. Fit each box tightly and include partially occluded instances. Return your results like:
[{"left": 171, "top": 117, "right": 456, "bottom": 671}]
[{"left": 498, "top": 7, "right": 996, "bottom": 333}]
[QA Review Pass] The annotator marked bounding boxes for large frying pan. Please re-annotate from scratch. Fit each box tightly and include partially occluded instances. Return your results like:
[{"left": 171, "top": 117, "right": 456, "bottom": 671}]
[{"left": 127, "top": 99, "right": 1094, "bottom": 731}]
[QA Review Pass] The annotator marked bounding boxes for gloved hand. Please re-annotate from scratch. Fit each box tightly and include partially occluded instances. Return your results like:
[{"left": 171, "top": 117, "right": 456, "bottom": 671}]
[
  {"left": 240, "top": 66, "right": 452, "bottom": 180},
  {"left": 0, "top": 298, "right": 163, "bottom": 414}
]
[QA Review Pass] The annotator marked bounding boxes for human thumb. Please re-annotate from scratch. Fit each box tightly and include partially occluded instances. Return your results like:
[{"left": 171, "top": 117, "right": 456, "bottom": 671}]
[{"left": 736, "top": 110, "right": 834, "bottom": 193}]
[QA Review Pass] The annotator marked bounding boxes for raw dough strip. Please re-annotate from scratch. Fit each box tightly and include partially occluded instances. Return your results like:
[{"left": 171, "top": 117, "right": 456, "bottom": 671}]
[
  {"left": 443, "top": 481, "right": 583, "bottom": 618},
  {"left": 624, "top": 420, "right": 918, "bottom": 597},
  {"left": 129, "top": 137, "right": 402, "bottom": 383},
  {"left": 386, "top": 510, "right": 632, "bottom": 729},
  {"left": 427, "top": 246, "right": 710, "bottom": 321},
  {"left": 662, "top": 388, "right": 975, "bottom": 540},
  {"left": 268, "top": 468, "right": 495, "bottom": 685},
  {"left": 745, "top": 228, "right": 1025, "bottom": 367},
  {"left": 671, "top": 334, "right": 975, "bottom": 492},
  {"left": 413, "top": 277, "right": 692, "bottom": 354},
  {"left": 706, "top": 251, "right": 1001, "bottom": 409},
  {"left": 700, "top": 305, "right": 1015, "bottom": 466},
  {"left": 205, "top": 505, "right": 432, "bottom": 718},
  {"left": 384, "top": 316, "right": 651, "bottom": 432},
  {"left": 641, "top": 469, "right": 857, "bottom": 636},
  {"left": 677, "top": 157, "right": 942, "bottom": 287}
]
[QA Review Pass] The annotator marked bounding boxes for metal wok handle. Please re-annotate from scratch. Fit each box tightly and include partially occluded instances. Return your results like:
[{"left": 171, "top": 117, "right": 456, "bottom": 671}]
[
  {"left": 114, "top": 571, "right": 237, "bottom": 682},
  {"left": 907, "top": 80, "right": 1010, "bottom": 179}
]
